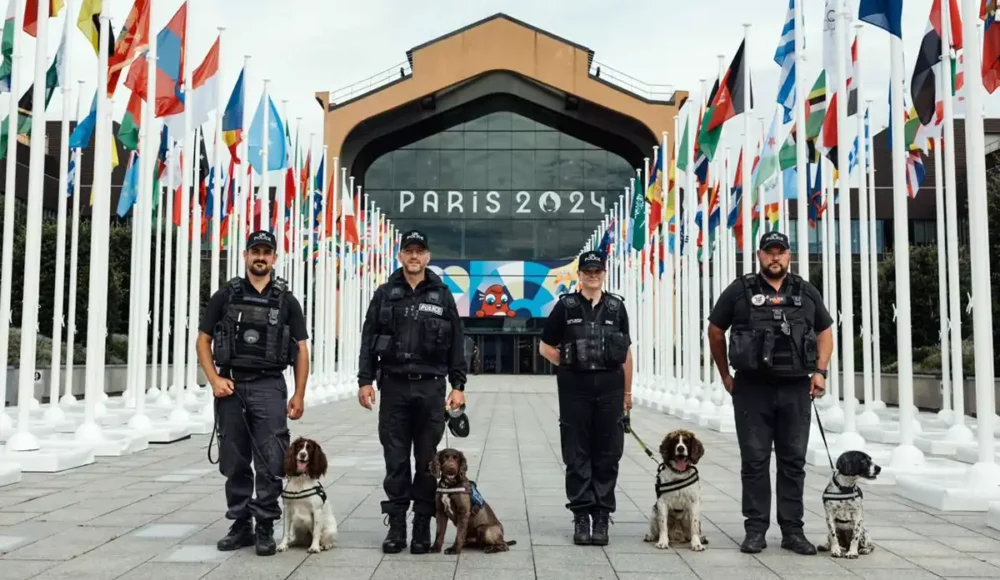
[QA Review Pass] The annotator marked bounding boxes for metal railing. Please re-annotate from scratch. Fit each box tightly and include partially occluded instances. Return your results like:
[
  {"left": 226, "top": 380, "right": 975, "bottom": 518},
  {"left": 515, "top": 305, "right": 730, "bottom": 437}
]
[
  {"left": 327, "top": 61, "right": 413, "bottom": 108},
  {"left": 588, "top": 61, "right": 674, "bottom": 103}
]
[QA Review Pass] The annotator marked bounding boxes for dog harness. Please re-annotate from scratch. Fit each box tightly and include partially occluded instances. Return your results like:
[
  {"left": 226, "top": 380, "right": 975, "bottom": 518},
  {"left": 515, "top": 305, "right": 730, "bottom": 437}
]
[
  {"left": 655, "top": 464, "right": 699, "bottom": 497},
  {"left": 821, "top": 476, "right": 862, "bottom": 504},
  {"left": 436, "top": 480, "right": 486, "bottom": 516},
  {"left": 281, "top": 483, "right": 328, "bottom": 505}
]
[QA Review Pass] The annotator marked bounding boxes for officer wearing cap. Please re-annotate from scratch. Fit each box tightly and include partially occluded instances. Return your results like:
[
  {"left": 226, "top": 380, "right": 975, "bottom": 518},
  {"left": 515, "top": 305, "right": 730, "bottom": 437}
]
[
  {"left": 707, "top": 231, "right": 833, "bottom": 556},
  {"left": 357, "top": 228, "right": 468, "bottom": 555},
  {"left": 538, "top": 250, "right": 632, "bottom": 547},
  {"left": 196, "top": 229, "right": 310, "bottom": 557}
]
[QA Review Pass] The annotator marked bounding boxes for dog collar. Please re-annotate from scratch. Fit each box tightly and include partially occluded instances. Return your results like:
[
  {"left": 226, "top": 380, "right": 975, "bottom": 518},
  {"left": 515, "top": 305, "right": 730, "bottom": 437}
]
[
  {"left": 436, "top": 487, "right": 468, "bottom": 494},
  {"left": 281, "top": 483, "right": 327, "bottom": 504},
  {"left": 655, "top": 464, "right": 699, "bottom": 497},
  {"left": 436, "top": 481, "right": 486, "bottom": 516},
  {"left": 822, "top": 479, "right": 862, "bottom": 503}
]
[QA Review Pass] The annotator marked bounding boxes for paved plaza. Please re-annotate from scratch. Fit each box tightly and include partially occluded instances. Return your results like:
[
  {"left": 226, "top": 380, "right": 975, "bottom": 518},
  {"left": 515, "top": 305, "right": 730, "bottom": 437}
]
[{"left": 3, "top": 376, "right": 1000, "bottom": 579}]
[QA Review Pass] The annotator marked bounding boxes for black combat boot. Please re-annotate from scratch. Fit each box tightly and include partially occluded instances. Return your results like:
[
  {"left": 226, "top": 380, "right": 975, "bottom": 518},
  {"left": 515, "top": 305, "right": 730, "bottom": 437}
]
[
  {"left": 410, "top": 512, "right": 432, "bottom": 554},
  {"left": 591, "top": 511, "right": 611, "bottom": 546},
  {"left": 741, "top": 531, "right": 767, "bottom": 553},
  {"left": 572, "top": 511, "right": 592, "bottom": 545},
  {"left": 382, "top": 512, "right": 408, "bottom": 554},
  {"left": 255, "top": 519, "right": 276, "bottom": 556},
  {"left": 216, "top": 519, "right": 255, "bottom": 551}
]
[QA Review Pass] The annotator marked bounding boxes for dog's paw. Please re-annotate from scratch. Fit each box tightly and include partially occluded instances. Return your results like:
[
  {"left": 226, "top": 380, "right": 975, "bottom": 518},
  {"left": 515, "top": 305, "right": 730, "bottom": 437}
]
[
  {"left": 843, "top": 551, "right": 859, "bottom": 559},
  {"left": 643, "top": 533, "right": 656, "bottom": 542},
  {"left": 430, "top": 542, "right": 442, "bottom": 553},
  {"left": 858, "top": 545, "right": 874, "bottom": 555},
  {"left": 654, "top": 540, "right": 671, "bottom": 550},
  {"left": 444, "top": 545, "right": 461, "bottom": 555},
  {"left": 829, "top": 547, "right": 844, "bottom": 558},
  {"left": 307, "top": 544, "right": 321, "bottom": 554},
  {"left": 690, "top": 542, "right": 706, "bottom": 552},
  {"left": 276, "top": 542, "right": 289, "bottom": 553}
]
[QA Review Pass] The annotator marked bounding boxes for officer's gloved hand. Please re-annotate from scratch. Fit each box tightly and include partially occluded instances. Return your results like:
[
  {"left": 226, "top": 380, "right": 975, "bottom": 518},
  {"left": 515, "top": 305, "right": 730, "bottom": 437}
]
[{"left": 445, "top": 404, "right": 470, "bottom": 438}]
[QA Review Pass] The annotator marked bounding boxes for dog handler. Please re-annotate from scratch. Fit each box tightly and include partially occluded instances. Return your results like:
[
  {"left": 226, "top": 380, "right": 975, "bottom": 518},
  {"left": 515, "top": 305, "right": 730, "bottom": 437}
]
[
  {"left": 539, "top": 250, "right": 633, "bottom": 546},
  {"left": 196, "top": 230, "right": 311, "bottom": 556},
  {"left": 707, "top": 231, "right": 833, "bottom": 555},
  {"left": 357, "top": 229, "right": 468, "bottom": 555}
]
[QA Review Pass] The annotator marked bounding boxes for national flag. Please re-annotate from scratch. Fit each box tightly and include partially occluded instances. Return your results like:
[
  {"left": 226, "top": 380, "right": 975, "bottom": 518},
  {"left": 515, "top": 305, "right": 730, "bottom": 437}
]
[
  {"left": 912, "top": 0, "right": 964, "bottom": 125},
  {"left": 107, "top": 0, "right": 150, "bottom": 98},
  {"left": 153, "top": 2, "right": 186, "bottom": 118},
  {"left": 77, "top": 0, "right": 102, "bottom": 54},
  {"left": 705, "top": 39, "right": 752, "bottom": 131},
  {"left": 247, "top": 91, "right": 288, "bottom": 174},
  {"left": 222, "top": 67, "right": 245, "bottom": 161},
  {"left": 751, "top": 113, "right": 781, "bottom": 194},
  {"left": 629, "top": 177, "right": 646, "bottom": 251},
  {"left": 0, "top": 1, "right": 15, "bottom": 92},
  {"left": 116, "top": 151, "right": 140, "bottom": 217},
  {"left": 645, "top": 146, "right": 664, "bottom": 233},
  {"left": 24, "top": 0, "right": 64, "bottom": 37},
  {"left": 117, "top": 89, "right": 143, "bottom": 151},
  {"left": 906, "top": 150, "right": 927, "bottom": 197},
  {"left": 805, "top": 72, "right": 826, "bottom": 140},
  {"left": 696, "top": 78, "right": 723, "bottom": 162},
  {"left": 163, "top": 35, "right": 219, "bottom": 135},
  {"left": 0, "top": 32, "right": 65, "bottom": 159},
  {"left": 859, "top": 0, "right": 904, "bottom": 39},
  {"left": 774, "top": 0, "right": 799, "bottom": 123},
  {"left": 983, "top": 0, "right": 1000, "bottom": 93}
]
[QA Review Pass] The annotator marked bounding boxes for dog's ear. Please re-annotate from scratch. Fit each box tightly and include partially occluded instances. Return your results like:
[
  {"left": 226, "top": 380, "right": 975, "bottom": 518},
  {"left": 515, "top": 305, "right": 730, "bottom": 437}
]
[
  {"left": 835, "top": 452, "right": 854, "bottom": 475},
  {"left": 689, "top": 434, "right": 705, "bottom": 464},
  {"left": 429, "top": 451, "right": 442, "bottom": 479},
  {"left": 659, "top": 432, "right": 674, "bottom": 460},
  {"left": 308, "top": 442, "right": 328, "bottom": 479},
  {"left": 459, "top": 452, "right": 468, "bottom": 478},
  {"left": 283, "top": 439, "right": 299, "bottom": 476}
]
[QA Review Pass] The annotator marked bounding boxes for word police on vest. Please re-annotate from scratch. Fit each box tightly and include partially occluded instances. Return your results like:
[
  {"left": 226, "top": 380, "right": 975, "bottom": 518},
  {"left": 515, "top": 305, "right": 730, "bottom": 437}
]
[{"left": 419, "top": 302, "right": 444, "bottom": 316}]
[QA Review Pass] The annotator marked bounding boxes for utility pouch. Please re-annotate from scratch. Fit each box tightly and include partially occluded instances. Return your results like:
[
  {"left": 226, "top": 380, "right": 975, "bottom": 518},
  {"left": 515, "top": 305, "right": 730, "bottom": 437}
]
[
  {"left": 213, "top": 324, "right": 232, "bottom": 366},
  {"left": 373, "top": 335, "right": 392, "bottom": 356},
  {"left": 606, "top": 332, "right": 628, "bottom": 365},
  {"left": 761, "top": 328, "right": 776, "bottom": 367},
  {"left": 728, "top": 327, "right": 760, "bottom": 372}
]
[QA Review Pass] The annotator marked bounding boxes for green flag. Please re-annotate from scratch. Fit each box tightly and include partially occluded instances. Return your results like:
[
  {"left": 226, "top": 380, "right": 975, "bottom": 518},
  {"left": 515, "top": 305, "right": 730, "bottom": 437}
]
[{"left": 629, "top": 177, "right": 646, "bottom": 251}]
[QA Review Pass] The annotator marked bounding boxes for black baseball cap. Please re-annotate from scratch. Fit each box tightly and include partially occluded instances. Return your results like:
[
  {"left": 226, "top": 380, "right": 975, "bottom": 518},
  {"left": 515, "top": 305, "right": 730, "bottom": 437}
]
[
  {"left": 400, "top": 229, "right": 429, "bottom": 250},
  {"left": 578, "top": 250, "right": 606, "bottom": 271},
  {"left": 247, "top": 230, "right": 276, "bottom": 250},
  {"left": 759, "top": 231, "right": 790, "bottom": 251}
]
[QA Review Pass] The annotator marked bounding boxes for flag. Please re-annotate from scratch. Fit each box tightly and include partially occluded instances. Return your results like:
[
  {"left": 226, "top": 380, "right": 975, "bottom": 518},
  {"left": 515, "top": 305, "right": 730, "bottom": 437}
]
[
  {"left": 0, "top": 34, "right": 65, "bottom": 159},
  {"left": 77, "top": 0, "right": 102, "bottom": 54},
  {"left": 0, "top": 2, "right": 14, "bottom": 92},
  {"left": 752, "top": 113, "right": 781, "bottom": 194},
  {"left": 982, "top": 0, "right": 1000, "bottom": 93},
  {"left": 153, "top": 2, "right": 186, "bottom": 118},
  {"left": 117, "top": 151, "right": 140, "bottom": 217},
  {"left": 222, "top": 67, "right": 245, "bottom": 161},
  {"left": 247, "top": 91, "right": 288, "bottom": 174},
  {"left": 163, "top": 35, "right": 219, "bottom": 135},
  {"left": 107, "top": 0, "right": 150, "bottom": 98},
  {"left": 823, "top": 0, "right": 840, "bottom": 93},
  {"left": 774, "top": 0, "right": 798, "bottom": 123},
  {"left": 859, "top": 0, "right": 904, "bottom": 39},
  {"left": 912, "top": 0, "right": 964, "bottom": 125},
  {"left": 645, "top": 146, "right": 663, "bottom": 233},
  {"left": 629, "top": 176, "right": 646, "bottom": 251},
  {"left": 696, "top": 79, "right": 723, "bottom": 162},
  {"left": 705, "top": 39, "right": 752, "bottom": 131},
  {"left": 805, "top": 71, "right": 827, "bottom": 140},
  {"left": 118, "top": 90, "right": 142, "bottom": 151},
  {"left": 24, "top": 0, "right": 65, "bottom": 37}
]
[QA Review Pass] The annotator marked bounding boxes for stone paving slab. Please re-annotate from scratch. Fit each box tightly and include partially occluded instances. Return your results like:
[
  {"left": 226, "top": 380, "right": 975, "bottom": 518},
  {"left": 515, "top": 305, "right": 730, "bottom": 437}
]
[{"left": 3, "top": 376, "right": 1000, "bottom": 579}]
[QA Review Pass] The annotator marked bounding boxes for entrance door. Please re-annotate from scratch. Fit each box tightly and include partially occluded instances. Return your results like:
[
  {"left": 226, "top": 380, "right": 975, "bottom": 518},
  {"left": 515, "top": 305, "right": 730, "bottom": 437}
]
[{"left": 517, "top": 335, "right": 534, "bottom": 374}]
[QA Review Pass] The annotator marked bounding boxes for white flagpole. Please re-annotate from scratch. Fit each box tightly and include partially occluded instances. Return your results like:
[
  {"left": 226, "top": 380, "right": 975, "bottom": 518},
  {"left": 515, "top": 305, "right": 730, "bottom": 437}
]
[
  {"left": 210, "top": 28, "right": 226, "bottom": 295},
  {"left": 261, "top": 79, "right": 271, "bottom": 230},
  {"left": 834, "top": 2, "right": 863, "bottom": 452},
  {"left": 866, "top": 98, "right": 884, "bottom": 410},
  {"left": 959, "top": 0, "right": 998, "bottom": 475},
  {"left": 932, "top": 136, "right": 951, "bottom": 424},
  {"left": 741, "top": 24, "right": 752, "bottom": 274},
  {"left": 62, "top": 81, "right": 85, "bottom": 408},
  {"left": 794, "top": 0, "right": 808, "bottom": 279}
]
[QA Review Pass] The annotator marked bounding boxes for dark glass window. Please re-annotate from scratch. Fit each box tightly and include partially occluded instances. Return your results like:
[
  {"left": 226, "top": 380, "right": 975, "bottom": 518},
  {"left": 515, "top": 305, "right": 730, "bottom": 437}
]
[{"left": 364, "top": 112, "right": 635, "bottom": 261}]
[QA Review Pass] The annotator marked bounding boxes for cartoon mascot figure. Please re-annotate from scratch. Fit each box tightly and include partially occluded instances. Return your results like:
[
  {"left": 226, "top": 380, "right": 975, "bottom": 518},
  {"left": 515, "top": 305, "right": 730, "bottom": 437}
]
[{"left": 476, "top": 284, "right": 517, "bottom": 318}]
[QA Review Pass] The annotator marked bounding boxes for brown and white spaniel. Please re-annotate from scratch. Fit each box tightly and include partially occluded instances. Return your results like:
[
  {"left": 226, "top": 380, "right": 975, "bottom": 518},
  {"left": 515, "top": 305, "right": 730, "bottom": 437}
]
[
  {"left": 644, "top": 429, "right": 708, "bottom": 551},
  {"left": 276, "top": 437, "right": 338, "bottom": 553}
]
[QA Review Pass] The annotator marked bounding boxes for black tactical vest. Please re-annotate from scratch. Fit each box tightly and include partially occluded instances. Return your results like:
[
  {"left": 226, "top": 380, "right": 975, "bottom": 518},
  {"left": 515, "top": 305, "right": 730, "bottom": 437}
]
[
  {"left": 212, "top": 277, "right": 297, "bottom": 371},
  {"left": 558, "top": 292, "right": 630, "bottom": 372},
  {"left": 373, "top": 284, "right": 453, "bottom": 366},
  {"left": 728, "top": 273, "right": 818, "bottom": 377}
]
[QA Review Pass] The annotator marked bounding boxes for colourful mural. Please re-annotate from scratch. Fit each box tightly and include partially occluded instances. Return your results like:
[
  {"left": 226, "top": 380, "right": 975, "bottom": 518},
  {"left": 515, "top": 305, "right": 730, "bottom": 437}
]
[{"left": 428, "top": 259, "right": 581, "bottom": 318}]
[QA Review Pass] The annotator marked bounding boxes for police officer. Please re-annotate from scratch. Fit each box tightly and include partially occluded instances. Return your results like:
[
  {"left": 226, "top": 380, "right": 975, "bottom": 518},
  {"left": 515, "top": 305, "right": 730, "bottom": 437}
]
[
  {"left": 357, "top": 229, "right": 467, "bottom": 554},
  {"left": 538, "top": 250, "right": 632, "bottom": 547},
  {"left": 196, "top": 230, "right": 310, "bottom": 557},
  {"left": 707, "top": 231, "right": 833, "bottom": 556}
]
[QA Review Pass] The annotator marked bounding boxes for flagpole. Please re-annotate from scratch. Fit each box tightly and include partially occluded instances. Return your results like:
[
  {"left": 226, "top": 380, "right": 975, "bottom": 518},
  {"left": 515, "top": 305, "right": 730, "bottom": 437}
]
[
  {"left": 959, "top": 0, "right": 998, "bottom": 476},
  {"left": 866, "top": 98, "right": 884, "bottom": 410},
  {"left": 741, "top": 23, "right": 752, "bottom": 274},
  {"left": 210, "top": 27, "right": 226, "bottom": 295},
  {"left": 932, "top": 135, "right": 951, "bottom": 425},
  {"left": 63, "top": 80, "right": 85, "bottom": 408},
  {"left": 939, "top": 0, "right": 972, "bottom": 443},
  {"left": 261, "top": 79, "right": 271, "bottom": 230},
  {"left": 887, "top": 14, "right": 923, "bottom": 469}
]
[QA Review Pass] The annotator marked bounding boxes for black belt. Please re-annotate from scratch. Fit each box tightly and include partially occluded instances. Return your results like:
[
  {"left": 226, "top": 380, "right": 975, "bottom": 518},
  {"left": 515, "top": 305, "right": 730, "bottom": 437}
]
[
  {"left": 222, "top": 368, "right": 284, "bottom": 382},
  {"left": 383, "top": 372, "right": 443, "bottom": 381}
]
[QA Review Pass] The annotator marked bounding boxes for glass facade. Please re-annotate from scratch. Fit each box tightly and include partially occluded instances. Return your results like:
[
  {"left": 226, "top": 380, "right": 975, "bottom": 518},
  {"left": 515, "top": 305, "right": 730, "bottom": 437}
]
[{"left": 363, "top": 112, "right": 636, "bottom": 260}]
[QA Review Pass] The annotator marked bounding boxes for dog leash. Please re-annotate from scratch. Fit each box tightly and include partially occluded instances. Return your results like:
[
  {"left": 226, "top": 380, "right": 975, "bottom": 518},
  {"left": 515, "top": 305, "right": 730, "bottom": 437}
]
[
  {"left": 622, "top": 412, "right": 659, "bottom": 464},
  {"left": 811, "top": 398, "right": 837, "bottom": 473},
  {"left": 207, "top": 387, "right": 286, "bottom": 483}
]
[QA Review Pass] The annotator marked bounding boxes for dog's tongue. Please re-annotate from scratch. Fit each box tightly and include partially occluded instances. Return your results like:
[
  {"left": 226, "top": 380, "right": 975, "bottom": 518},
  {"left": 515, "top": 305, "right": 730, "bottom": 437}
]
[
  {"left": 297, "top": 460, "right": 308, "bottom": 472},
  {"left": 676, "top": 459, "right": 687, "bottom": 471}
]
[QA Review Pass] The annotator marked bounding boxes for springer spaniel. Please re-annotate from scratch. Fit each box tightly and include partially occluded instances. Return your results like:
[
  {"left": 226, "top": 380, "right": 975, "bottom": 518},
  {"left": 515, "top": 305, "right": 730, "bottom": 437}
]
[
  {"left": 817, "top": 450, "right": 881, "bottom": 559},
  {"left": 429, "top": 447, "right": 516, "bottom": 555},
  {"left": 644, "top": 429, "right": 708, "bottom": 551},
  {"left": 276, "top": 437, "right": 338, "bottom": 553}
]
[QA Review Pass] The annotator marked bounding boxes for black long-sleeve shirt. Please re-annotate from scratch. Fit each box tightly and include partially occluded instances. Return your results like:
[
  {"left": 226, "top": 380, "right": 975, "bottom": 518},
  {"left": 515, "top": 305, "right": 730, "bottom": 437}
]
[{"left": 358, "top": 268, "right": 467, "bottom": 390}]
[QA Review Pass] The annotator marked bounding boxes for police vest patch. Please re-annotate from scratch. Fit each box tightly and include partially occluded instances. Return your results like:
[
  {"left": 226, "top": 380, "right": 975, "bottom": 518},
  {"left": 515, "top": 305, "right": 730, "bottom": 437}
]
[
  {"left": 566, "top": 317, "right": 583, "bottom": 324},
  {"left": 751, "top": 294, "right": 766, "bottom": 306},
  {"left": 418, "top": 303, "right": 444, "bottom": 316}
]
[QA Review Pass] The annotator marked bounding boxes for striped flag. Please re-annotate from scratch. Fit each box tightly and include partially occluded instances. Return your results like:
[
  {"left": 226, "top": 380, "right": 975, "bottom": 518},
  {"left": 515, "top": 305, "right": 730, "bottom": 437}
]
[{"left": 774, "top": 0, "right": 798, "bottom": 123}]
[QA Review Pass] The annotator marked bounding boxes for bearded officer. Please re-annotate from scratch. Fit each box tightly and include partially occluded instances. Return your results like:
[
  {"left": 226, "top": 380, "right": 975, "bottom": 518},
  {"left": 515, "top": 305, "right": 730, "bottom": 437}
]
[
  {"left": 538, "top": 250, "right": 632, "bottom": 547},
  {"left": 196, "top": 230, "right": 310, "bottom": 557},
  {"left": 707, "top": 231, "right": 833, "bottom": 556},
  {"left": 357, "top": 229, "right": 467, "bottom": 555}
]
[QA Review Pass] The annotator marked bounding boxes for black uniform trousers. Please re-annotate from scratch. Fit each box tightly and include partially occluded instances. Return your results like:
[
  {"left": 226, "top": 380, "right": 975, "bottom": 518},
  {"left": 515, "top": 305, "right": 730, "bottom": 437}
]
[
  {"left": 215, "top": 373, "right": 290, "bottom": 524},
  {"left": 557, "top": 367, "right": 625, "bottom": 515},
  {"left": 377, "top": 373, "right": 447, "bottom": 517},
  {"left": 731, "top": 373, "right": 811, "bottom": 536}
]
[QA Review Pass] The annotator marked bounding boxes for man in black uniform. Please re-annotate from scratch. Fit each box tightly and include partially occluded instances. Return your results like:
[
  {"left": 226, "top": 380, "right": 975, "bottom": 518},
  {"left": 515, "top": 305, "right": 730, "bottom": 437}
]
[
  {"left": 707, "top": 231, "right": 833, "bottom": 556},
  {"left": 196, "top": 230, "right": 310, "bottom": 557},
  {"left": 539, "top": 250, "right": 632, "bottom": 547},
  {"left": 357, "top": 229, "right": 467, "bottom": 555}
]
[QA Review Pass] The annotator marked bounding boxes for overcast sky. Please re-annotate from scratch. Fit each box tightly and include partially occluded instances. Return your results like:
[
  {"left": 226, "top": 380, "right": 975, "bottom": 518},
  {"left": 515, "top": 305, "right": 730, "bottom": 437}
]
[{"left": 4, "top": 0, "right": 998, "bottom": 168}]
